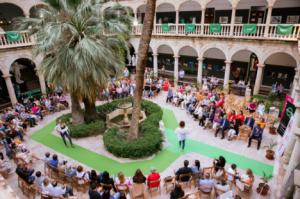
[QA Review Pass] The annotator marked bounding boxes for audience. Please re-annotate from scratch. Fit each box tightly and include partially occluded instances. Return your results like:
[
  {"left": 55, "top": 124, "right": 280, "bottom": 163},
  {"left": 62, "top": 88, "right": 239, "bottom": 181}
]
[
  {"left": 175, "top": 160, "right": 193, "bottom": 181},
  {"left": 147, "top": 167, "right": 160, "bottom": 188},
  {"left": 198, "top": 173, "right": 214, "bottom": 193}
]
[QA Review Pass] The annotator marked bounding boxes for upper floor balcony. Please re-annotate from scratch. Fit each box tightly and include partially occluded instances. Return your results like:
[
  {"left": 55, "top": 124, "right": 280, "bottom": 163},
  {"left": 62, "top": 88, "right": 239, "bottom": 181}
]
[
  {"left": 0, "top": 23, "right": 299, "bottom": 50},
  {"left": 133, "top": 23, "right": 300, "bottom": 41}
]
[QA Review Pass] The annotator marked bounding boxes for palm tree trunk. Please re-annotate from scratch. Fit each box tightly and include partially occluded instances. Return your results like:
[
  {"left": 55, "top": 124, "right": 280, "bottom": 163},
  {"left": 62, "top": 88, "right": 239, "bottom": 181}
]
[
  {"left": 128, "top": 0, "right": 156, "bottom": 140},
  {"left": 83, "top": 98, "right": 98, "bottom": 123},
  {"left": 70, "top": 92, "right": 84, "bottom": 125}
]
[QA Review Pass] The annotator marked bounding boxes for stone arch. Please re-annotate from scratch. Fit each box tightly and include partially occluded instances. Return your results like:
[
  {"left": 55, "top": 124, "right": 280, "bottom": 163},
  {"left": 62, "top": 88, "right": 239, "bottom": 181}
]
[
  {"left": 0, "top": 2, "right": 25, "bottom": 30},
  {"left": 261, "top": 50, "right": 299, "bottom": 66},
  {"left": 157, "top": 0, "right": 177, "bottom": 11},
  {"left": 29, "top": 3, "right": 49, "bottom": 18},
  {"left": 178, "top": 0, "right": 202, "bottom": 10},
  {"left": 157, "top": 44, "right": 174, "bottom": 54},
  {"left": 0, "top": 1, "right": 25, "bottom": 16},
  {"left": 200, "top": 43, "right": 229, "bottom": 60},
  {"left": 6, "top": 53, "right": 34, "bottom": 71},
  {"left": 206, "top": 0, "right": 232, "bottom": 8},
  {"left": 178, "top": 45, "right": 198, "bottom": 57},
  {"left": 156, "top": 44, "right": 175, "bottom": 71},
  {"left": 228, "top": 46, "right": 263, "bottom": 63}
]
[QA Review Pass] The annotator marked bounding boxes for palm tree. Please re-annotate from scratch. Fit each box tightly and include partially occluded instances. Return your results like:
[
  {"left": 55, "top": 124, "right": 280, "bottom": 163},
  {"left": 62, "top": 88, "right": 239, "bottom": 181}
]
[
  {"left": 15, "top": 0, "right": 131, "bottom": 124},
  {"left": 128, "top": 0, "right": 156, "bottom": 140}
]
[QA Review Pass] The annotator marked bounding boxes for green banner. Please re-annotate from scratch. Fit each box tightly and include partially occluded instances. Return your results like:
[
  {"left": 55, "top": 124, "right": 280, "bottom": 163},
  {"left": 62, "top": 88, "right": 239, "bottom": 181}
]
[
  {"left": 185, "top": 24, "right": 196, "bottom": 33},
  {"left": 6, "top": 31, "right": 21, "bottom": 42},
  {"left": 209, "top": 24, "right": 222, "bottom": 33},
  {"left": 276, "top": 24, "right": 294, "bottom": 35},
  {"left": 242, "top": 24, "right": 257, "bottom": 34},
  {"left": 162, "top": 23, "right": 170, "bottom": 32}
]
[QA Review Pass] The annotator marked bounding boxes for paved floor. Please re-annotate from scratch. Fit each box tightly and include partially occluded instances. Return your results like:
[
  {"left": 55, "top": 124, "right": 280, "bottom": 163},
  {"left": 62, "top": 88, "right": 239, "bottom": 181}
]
[{"left": 2, "top": 93, "right": 276, "bottom": 198}]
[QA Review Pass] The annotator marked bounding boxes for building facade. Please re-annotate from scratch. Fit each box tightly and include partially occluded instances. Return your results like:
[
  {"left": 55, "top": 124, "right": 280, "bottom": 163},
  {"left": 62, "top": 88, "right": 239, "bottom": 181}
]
[{"left": 0, "top": 0, "right": 300, "bottom": 198}]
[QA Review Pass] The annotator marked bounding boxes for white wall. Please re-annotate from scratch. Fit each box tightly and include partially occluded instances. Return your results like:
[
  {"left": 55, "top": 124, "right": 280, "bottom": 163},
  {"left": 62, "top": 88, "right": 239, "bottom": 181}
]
[{"left": 265, "top": 53, "right": 297, "bottom": 67}]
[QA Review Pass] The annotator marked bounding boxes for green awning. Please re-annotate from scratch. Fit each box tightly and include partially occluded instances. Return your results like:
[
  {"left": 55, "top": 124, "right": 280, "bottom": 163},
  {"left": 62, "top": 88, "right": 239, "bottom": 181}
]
[
  {"left": 185, "top": 24, "right": 196, "bottom": 33},
  {"left": 162, "top": 23, "right": 170, "bottom": 32},
  {"left": 242, "top": 24, "right": 257, "bottom": 34},
  {"left": 6, "top": 31, "right": 22, "bottom": 42},
  {"left": 276, "top": 24, "right": 294, "bottom": 35},
  {"left": 209, "top": 24, "right": 222, "bottom": 33}
]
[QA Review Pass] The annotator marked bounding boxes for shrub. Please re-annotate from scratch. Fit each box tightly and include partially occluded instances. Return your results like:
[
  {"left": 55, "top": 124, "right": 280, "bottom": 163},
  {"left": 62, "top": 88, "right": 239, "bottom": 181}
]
[{"left": 103, "top": 99, "right": 163, "bottom": 158}]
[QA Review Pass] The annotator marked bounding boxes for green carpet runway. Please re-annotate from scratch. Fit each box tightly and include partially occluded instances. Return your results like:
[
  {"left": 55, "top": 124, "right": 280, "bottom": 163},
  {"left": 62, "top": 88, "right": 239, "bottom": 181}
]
[{"left": 31, "top": 108, "right": 273, "bottom": 177}]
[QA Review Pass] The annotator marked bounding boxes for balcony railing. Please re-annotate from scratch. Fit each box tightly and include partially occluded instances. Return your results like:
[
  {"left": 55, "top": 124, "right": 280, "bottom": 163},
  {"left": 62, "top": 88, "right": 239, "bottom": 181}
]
[
  {"left": 0, "top": 31, "right": 34, "bottom": 49},
  {"left": 133, "top": 23, "right": 300, "bottom": 41},
  {"left": 0, "top": 23, "right": 299, "bottom": 50}
]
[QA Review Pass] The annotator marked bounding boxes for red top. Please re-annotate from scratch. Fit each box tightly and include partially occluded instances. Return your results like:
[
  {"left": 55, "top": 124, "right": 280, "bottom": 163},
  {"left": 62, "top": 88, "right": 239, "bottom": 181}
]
[
  {"left": 236, "top": 114, "right": 245, "bottom": 124},
  {"left": 147, "top": 173, "right": 160, "bottom": 188},
  {"left": 227, "top": 113, "right": 236, "bottom": 122}
]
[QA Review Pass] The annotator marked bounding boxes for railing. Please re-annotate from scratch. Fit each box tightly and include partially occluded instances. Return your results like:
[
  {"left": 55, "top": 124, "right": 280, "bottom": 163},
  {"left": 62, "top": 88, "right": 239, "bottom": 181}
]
[
  {"left": 0, "top": 31, "right": 34, "bottom": 49},
  {"left": 133, "top": 23, "right": 300, "bottom": 41}
]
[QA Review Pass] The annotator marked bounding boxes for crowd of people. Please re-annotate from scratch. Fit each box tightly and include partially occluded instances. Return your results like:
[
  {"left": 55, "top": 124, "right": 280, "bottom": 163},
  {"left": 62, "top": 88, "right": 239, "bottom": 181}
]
[
  {"left": 166, "top": 82, "right": 269, "bottom": 150},
  {"left": 0, "top": 69, "right": 273, "bottom": 198}
]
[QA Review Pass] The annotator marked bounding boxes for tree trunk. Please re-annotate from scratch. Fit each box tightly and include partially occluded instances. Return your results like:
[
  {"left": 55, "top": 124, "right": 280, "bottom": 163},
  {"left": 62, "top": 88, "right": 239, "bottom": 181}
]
[
  {"left": 83, "top": 98, "right": 98, "bottom": 123},
  {"left": 70, "top": 92, "right": 84, "bottom": 125},
  {"left": 128, "top": 0, "right": 156, "bottom": 140}
]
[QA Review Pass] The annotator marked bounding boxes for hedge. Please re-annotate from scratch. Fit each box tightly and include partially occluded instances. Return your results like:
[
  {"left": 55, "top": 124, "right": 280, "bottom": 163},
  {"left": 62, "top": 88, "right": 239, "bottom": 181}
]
[
  {"left": 57, "top": 114, "right": 106, "bottom": 138},
  {"left": 103, "top": 99, "right": 163, "bottom": 158}
]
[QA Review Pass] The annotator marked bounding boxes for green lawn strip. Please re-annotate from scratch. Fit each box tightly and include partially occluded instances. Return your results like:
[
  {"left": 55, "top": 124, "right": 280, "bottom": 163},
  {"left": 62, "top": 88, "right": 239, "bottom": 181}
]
[
  {"left": 31, "top": 121, "right": 179, "bottom": 176},
  {"left": 162, "top": 108, "right": 274, "bottom": 177},
  {"left": 30, "top": 108, "right": 273, "bottom": 177}
]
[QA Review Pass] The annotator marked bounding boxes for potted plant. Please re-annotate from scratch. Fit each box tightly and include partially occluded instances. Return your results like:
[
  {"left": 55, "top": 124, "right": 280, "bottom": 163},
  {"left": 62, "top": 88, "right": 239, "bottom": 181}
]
[
  {"left": 269, "top": 119, "right": 278, "bottom": 135},
  {"left": 256, "top": 171, "right": 272, "bottom": 195},
  {"left": 264, "top": 140, "right": 277, "bottom": 160}
]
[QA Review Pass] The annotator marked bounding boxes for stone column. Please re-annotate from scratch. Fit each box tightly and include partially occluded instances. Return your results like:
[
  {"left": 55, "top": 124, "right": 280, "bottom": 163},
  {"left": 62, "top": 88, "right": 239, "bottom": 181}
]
[
  {"left": 264, "top": 5, "right": 273, "bottom": 37},
  {"left": 197, "top": 57, "right": 203, "bottom": 88},
  {"left": 2, "top": 74, "right": 17, "bottom": 105},
  {"left": 200, "top": 7, "right": 206, "bottom": 35},
  {"left": 134, "top": 12, "right": 138, "bottom": 24},
  {"left": 291, "top": 68, "right": 299, "bottom": 98},
  {"left": 229, "top": 6, "right": 236, "bottom": 36},
  {"left": 153, "top": 53, "right": 158, "bottom": 78},
  {"left": 253, "top": 64, "right": 265, "bottom": 95},
  {"left": 153, "top": 13, "right": 157, "bottom": 33},
  {"left": 283, "top": 132, "right": 300, "bottom": 187},
  {"left": 175, "top": 10, "right": 179, "bottom": 34},
  {"left": 37, "top": 71, "right": 47, "bottom": 95},
  {"left": 174, "top": 55, "right": 179, "bottom": 86},
  {"left": 223, "top": 60, "right": 232, "bottom": 90}
]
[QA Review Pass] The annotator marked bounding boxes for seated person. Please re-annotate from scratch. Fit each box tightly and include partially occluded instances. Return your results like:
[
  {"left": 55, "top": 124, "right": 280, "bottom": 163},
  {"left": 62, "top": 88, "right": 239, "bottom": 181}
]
[
  {"left": 215, "top": 179, "right": 230, "bottom": 195},
  {"left": 48, "top": 154, "right": 59, "bottom": 168},
  {"left": 170, "top": 183, "right": 189, "bottom": 199},
  {"left": 115, "top": 172, "right": 130, "bottom": 193},
  {"left": 35, "top": 171, "right": 45, "bottom": 191},
  {"left": 99, "top": 171, "right": 116, "bottom": 191},
  {"left": 212, "top": 113, "right": 222, "bottom": 130},
  {"left": 89, "top": 182, "right": 101, "bottom": 199},
  {"left": 198, "top": 173, "right": 214, "bottom": 193},
  {"left": 75, "top": 165, "right": 89, "bottom": 184},
  {"left": 227, "top": 164, "right": 238, "bottom": 184},
  {"left": 16, "top": 163, "right": 35, "bottom": 184},
  {"left": 227, "top": 126, "right": 237, "bottom": 141},
  {"left": 0, "top": 152, "right": 12, "bottom": 175},
  {"left": 256, "top": 118, "right": 267, "bottom": 129},
  {"left": 256, "top": 101, "right": 265, "bottom": 116},
  {"left": 244, "top": 116, "right": 255, "bottom": 129},
  {"left": 236, "top": 169, "right": 254, "bottom": 191},
  {"left": 213, "top": 156, "right": 226, "bottom": 172},
  {"left": 248, "top": 125, "right": 263, "bottom": 150},
  {"left": 48, "top": 180, "right": 74, "bottom": 198},
  {"left": 175, "top": 160, "right": 193, "bottom": 181},
  {"left": 215, "top": 115, "right": 230, "bottom": 139},
  {"left": 191, "top": 160, "right": 201, "bottom": 174},
  {"left": 132, "top": 169, "right": 146, "bottom": 184},
  {"left": 147, "top": 167, "right": 160, "bottom": 188},
  {"left": 247, "top": 101, "right": 257, "bottom": 113}
]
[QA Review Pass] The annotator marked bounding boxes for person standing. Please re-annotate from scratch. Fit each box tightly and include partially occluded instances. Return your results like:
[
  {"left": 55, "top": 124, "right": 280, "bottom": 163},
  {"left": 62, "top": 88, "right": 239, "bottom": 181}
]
[
  {"left": 55, "top": 120, "right": 74, "bottom": 147},
  {"left": 175, "top": 121, "right": 189, "bottom": 151}
]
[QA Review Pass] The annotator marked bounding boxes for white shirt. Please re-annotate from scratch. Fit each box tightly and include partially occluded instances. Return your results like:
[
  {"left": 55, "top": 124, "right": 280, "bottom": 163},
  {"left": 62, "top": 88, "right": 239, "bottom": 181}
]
[
  {"left": 55, "top": 124, "right": 69, "bottom": 134},
  {"left": 48, "top": 185, "right": 66, "bottom": 197},
  {"left": 175, "top": 127, "right": 189, "bottom": 141}
]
